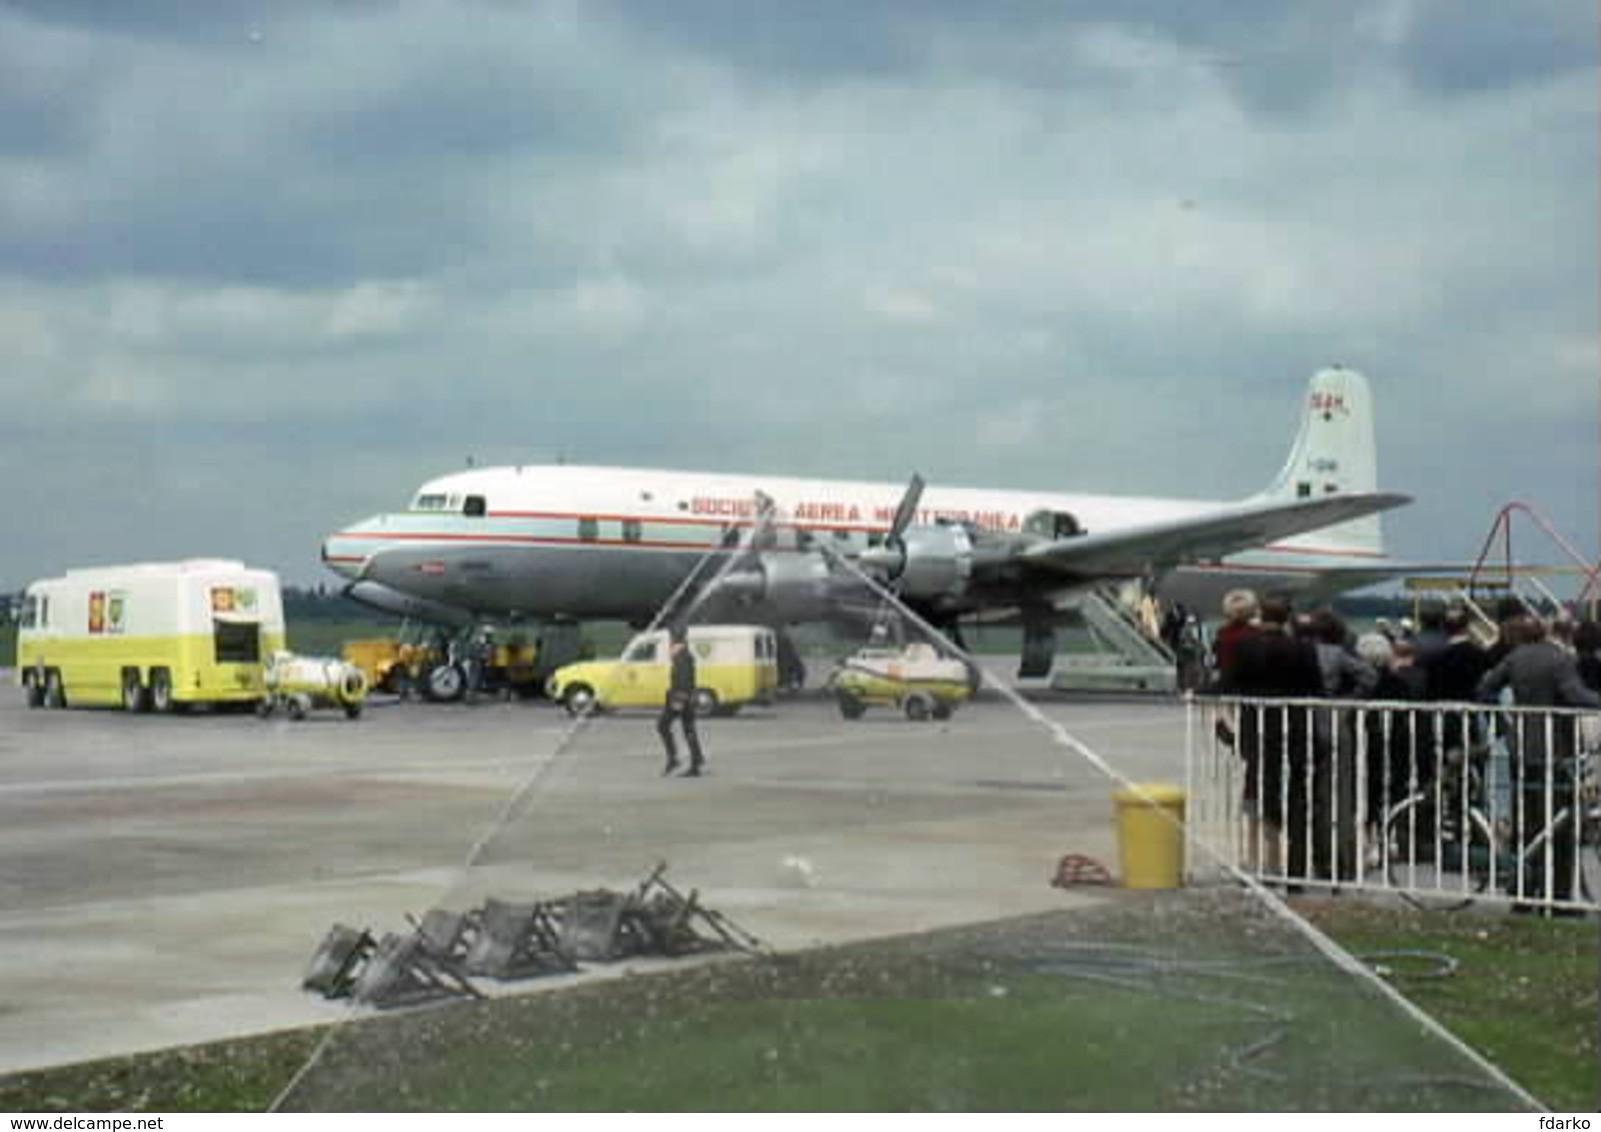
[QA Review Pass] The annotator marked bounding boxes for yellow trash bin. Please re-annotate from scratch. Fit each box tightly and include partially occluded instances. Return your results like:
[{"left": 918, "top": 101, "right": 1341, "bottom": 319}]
[{"left": 1112, "top": 782, "right": 1187, "bottom": 889}]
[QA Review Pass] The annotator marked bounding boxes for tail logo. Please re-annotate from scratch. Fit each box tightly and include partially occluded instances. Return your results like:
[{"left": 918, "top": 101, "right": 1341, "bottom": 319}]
[{"left": 1310, "top": 390, "right": 1348, "bottom": 419}]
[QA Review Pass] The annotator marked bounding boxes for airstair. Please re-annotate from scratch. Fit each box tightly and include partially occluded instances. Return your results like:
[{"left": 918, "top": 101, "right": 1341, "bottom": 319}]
[
  {"left": 1406, "top": 502, "right": 1601, "bottom": 642},
  {"left": 1048, "top": 583, "right": 1180, "bottom": 693}
]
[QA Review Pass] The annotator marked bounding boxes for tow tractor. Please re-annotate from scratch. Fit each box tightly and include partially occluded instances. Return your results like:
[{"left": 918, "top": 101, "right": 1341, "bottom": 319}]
[
  {"left": 342, "top": 621, "right": 585, "bottom": 702},
  {"left": 827, "top": 642, "right": 972, "bottom": 721}
]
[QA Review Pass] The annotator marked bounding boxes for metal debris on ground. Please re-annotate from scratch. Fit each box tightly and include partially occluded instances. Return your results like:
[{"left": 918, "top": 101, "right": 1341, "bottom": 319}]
[
  {"left": 557, "top": 863, "right": 763, "bottom": 961},
  {"left": 348, "top": 930, "right": 484, "bottom": 1009},
  {"left": 1051, "top": 853, "right": 1114, "bottom": 888},
  {"left": 462, "top": 898, "right": 577, "bottom": 979},
  {"left": 301, "top": 923, "right": 375, "bottom": 999},
  {"left": 300, "top": 864, "right": 761, "bottom": 1008}
]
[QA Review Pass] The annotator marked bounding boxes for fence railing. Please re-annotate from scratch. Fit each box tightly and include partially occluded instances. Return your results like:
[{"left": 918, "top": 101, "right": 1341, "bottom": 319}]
[{"left": 1185, "top": 694, "right": 1601, "bottom": 914}]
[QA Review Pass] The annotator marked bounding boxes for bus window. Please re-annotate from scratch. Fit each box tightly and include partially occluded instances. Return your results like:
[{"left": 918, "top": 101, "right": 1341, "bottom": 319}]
[{"left": 463, "top": 495, "right": 487, "bottom": 517}]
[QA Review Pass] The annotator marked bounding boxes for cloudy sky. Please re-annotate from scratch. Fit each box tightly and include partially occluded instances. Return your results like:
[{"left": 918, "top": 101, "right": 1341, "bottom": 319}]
[{"left": 2, "top": 0, "right": 1595, "bottom": 590}]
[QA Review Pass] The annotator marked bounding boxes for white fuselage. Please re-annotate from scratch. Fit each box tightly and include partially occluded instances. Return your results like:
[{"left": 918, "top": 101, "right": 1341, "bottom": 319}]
[{"left": 323, "top": 464, "right": 1397, "bottom": 623}]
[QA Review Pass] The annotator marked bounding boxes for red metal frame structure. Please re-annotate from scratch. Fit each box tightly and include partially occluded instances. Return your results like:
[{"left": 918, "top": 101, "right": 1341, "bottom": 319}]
[{"left": 1466, "top": 501, "right": 1601, "bottom": 614}]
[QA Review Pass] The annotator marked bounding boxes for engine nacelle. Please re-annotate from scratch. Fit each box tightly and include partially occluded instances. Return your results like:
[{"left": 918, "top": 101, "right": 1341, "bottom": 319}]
[
  {"left": 706, "top": 553, "right": 836, "bottom": 622},
  {"left": 893, "top": 524, "right": 974, "bottom": 601}
]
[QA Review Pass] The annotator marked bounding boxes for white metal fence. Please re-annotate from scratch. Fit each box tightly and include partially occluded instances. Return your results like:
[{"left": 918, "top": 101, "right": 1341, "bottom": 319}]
[{"left": 1185, "top": 694, "right": 1601, "bottom": 914}]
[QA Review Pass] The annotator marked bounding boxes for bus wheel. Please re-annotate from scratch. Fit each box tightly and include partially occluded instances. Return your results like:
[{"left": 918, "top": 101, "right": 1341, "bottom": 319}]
[
  {"left": 903, "top": 693, "right": 932, "bottom": 722},
  {"left": 150, "top": 669, "right": 174, "bottom": 713},
  {"left": 23, "top": 672, "right": 44, "bottom": 709},
  {"left": 122, "top": 670, "right": 149, "bottom": 713},
  {"left": 43, "top": 670, "right": 66, "bottom": 709}
]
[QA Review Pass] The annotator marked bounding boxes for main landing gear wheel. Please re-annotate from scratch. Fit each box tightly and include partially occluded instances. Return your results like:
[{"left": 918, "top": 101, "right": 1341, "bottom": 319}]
[{"left": 423, "top": 663, "right": 467, "bottom": 703}]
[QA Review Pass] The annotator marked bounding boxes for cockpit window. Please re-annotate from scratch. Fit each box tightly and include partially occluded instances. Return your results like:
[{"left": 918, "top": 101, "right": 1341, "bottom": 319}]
[
  {"left": 414, "top": 493, "right": 449, "bottom": 511},
  {"left": 463, "top": 495, "right": 486, "bottom": 517}
]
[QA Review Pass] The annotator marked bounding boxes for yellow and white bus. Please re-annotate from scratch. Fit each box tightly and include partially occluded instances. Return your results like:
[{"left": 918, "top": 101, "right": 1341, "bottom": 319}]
[{"left": 17, "top": 559, "right": 286, "bottom": 712}]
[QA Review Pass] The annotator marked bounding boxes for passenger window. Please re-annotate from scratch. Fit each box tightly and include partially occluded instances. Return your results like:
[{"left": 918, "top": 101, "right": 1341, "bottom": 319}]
[
  {"left": 578, "top": 517, "right": 599, "bottom": 541},
  {"left": 463, "top": 495, "right": 486, "bottom": 517},
  {"left": 622, "top": 519, "right": 642, "bottom": 543}
]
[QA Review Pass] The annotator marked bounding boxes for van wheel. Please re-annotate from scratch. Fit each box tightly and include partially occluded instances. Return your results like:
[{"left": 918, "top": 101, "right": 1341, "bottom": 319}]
[
  {"left": 122, "top": 670, "right": 149, "bottom": 713},
  {"left": 43, "top": 670, "right": 66, "bottom": 709},
  {"left": 903, "top": 693, "right": 932, "bottom": 722},
  {"left": 562, "top": 684, "right": 596, "bottom": 716},
  {"left": 150, "top": 669, "right": 174, "bottom": 713},
  {"left": 692, "top": 688, "right": 718, "bottom": 716},
  {"left": 837, "top": 692, "right": 866, "bottom": 720},
  {"left": 23, "top": 672, "right": 44, "bottom": 709}
]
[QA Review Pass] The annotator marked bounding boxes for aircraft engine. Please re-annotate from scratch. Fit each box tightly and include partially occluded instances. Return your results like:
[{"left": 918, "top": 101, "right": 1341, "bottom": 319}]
[
  {"left": 705, "top": 553, "right": 835, "bottom": 622},
  {"left": 870, "top": 524, "right": 974, "bottom": 601}
]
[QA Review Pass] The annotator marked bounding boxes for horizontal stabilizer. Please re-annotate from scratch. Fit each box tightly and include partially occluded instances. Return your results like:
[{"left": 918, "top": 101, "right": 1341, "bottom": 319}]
[{"left": 1018, "top": 491, "right": 1410, "bottom": 581}]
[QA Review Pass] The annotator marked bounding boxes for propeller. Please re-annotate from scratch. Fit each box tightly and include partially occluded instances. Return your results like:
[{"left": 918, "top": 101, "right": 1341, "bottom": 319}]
[{"left": 856, "top": 473, "right": 924, "bottom": 579}]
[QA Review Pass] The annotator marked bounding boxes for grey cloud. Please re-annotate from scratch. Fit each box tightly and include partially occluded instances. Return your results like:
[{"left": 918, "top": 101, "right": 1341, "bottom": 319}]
[{"left": 1400, "top": 0, "right": 1598, "bottom": 95}]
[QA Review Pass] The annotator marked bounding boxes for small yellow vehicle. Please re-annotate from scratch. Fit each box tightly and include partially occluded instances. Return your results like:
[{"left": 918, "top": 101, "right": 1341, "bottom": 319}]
[
  {"left": 546, "top": 625, "right": 777, "bottom": 717},
  {"left": 828, "top": 642, "right": 972, "bottom": 721},
  {"left": 257, "top": 651, "right": 368, "bottom": 720}
]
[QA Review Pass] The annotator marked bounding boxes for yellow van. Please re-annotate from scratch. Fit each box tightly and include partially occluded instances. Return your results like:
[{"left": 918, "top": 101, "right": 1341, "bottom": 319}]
[{"left": 546, "top": 625, "right": 777, "bottom": 717}]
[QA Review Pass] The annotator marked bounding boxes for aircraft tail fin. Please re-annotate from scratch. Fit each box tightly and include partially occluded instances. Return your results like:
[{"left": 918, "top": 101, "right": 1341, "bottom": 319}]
[{"left": 1254, "top": 366, "right": 1385, "bottom": 557}]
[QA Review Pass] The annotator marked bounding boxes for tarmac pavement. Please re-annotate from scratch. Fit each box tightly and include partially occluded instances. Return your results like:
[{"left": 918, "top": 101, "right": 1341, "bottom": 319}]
[{"left": 0, "top": 676, "right": 1188, "bottom": 1075}]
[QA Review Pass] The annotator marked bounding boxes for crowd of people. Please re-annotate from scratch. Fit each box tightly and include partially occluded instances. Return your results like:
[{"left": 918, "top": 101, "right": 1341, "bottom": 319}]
[{"left": 1206, "top": 589, "right": 1601, "bottom": 910}]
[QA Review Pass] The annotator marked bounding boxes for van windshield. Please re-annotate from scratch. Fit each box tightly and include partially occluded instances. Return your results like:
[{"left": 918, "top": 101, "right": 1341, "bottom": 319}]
[{"left": 623, "top": 640, "right": 658, "bottom": 663}]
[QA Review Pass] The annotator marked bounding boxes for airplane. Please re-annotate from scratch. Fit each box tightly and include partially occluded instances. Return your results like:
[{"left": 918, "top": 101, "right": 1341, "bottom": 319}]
[{"left": 321, "top": 366, "right": 1412, "bottom": 679}]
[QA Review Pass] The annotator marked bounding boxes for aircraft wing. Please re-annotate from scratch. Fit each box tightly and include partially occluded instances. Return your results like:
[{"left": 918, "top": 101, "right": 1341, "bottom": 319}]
[{"left": 1015, "top": 491, "right": 1412, "bottom": 581}]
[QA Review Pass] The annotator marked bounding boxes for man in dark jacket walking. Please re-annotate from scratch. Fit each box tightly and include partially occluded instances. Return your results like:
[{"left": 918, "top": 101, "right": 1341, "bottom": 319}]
[{"left": 658, "top": 629, "right": 705, "bottom": 777}]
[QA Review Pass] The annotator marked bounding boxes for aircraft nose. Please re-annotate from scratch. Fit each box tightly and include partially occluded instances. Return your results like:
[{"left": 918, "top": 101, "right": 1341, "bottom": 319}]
[{"left": 320, "top": 532, "right": 366, "bottom": 580}]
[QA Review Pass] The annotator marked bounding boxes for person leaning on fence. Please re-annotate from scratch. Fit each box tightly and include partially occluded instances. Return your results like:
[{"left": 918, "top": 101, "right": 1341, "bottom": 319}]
[
  {"left": 1307, "top": 609, "right": 1378, "bottom": 882},
  {"left": 1356, "top": 633, "right": 1426, "bottom": 865},
  {"left": 1215, "top": 594, "right": 1322, "bottom": 881},
  {"left": 1476, "top": 615, "right": 1601, "bottom": 908}
]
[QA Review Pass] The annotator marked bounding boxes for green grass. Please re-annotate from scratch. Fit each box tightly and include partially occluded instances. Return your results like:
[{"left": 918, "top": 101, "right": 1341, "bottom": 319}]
[
  {"left": 1297, "top": 899, "right": 1599, "bottom": 1113},
  {"left": 1, "top": 896, "right": 1588, "bottom": 1112}
]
